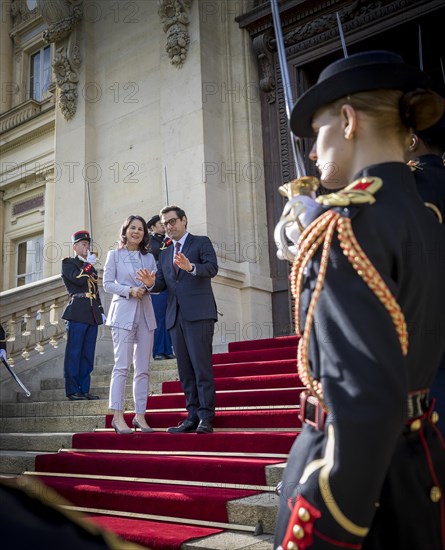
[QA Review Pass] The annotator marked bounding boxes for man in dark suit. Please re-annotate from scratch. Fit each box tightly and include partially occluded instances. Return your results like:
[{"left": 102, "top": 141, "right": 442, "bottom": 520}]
[
  {"left": 137, "top": 206, "right": 218, "bottom": 434},
  {"left": 61, "top": 230, "right": 104, "bottom": 401}
]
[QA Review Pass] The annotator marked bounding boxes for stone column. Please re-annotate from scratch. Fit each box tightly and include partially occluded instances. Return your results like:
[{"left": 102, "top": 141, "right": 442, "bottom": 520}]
[
  {"left": 43, "top": 171, "right": 56, "bottom": 277},
  {"left": 0, "top": 1, "right": 13, "bottom": 114}
]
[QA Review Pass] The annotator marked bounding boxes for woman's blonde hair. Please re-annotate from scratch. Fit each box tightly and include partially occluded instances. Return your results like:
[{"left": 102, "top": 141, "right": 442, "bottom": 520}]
[{"left": 328, "top": 89, "right": 443, "bottom": 143}]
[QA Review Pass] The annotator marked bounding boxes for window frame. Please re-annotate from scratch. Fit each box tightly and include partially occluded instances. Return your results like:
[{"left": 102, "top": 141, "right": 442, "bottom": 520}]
[
  {"left": 15, "top": 234, "right": 44, "bottom": 287},
  {"left": 28, "top": 43, "right": 52, "bottom": 102}
]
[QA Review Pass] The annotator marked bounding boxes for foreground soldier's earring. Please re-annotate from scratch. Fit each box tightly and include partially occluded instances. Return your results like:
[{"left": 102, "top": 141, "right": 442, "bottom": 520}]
[
  {"left": 344, "top": 132, "right": 354, "bottom": 140},
  {"left": 408, "top": 134, "right": 418, "bottom": 151}
]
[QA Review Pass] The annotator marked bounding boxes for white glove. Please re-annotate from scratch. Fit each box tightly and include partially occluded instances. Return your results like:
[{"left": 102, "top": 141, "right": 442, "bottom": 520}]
[
  {"left": 0, "top": 349, "right": 7, "bottom": 361},
  {"left": 101, "top": 314, "right": 107, "bottom": 323},
  {"left": 274, "top": 195, "right": 319, "bottom": 262},
  {"left": 86, "top": 251, "right": 97, "bottom": 265}
]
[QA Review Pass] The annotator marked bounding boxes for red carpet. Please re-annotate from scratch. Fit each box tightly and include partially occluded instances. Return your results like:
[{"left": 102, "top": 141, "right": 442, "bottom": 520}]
[{"left": 30, "top": 335, "right": 300, "bottom": 549}]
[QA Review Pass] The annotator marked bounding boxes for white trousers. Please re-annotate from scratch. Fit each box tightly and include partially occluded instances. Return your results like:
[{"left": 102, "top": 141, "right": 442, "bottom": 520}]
[{"left": 109, "top": 305, "right": 154, "bottom": 414}]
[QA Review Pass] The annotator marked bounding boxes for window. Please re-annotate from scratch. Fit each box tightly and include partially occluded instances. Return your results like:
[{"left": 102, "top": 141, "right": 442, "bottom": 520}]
[
  {"left": 29, "top": 45, "right": 51, "bottom": 101},
  {"left": 16, "top": 235, "right": 44, "bottom": 286}
]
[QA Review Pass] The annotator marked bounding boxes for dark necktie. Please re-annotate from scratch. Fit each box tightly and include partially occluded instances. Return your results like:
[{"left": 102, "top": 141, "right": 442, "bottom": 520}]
[{"left": 174, "top": 242, "right": 181, "bottom": 273}]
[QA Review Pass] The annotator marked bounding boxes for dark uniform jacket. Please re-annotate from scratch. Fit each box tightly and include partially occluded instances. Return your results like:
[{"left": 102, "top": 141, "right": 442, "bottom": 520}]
[
  {"left": 149, "top": 232, "right": 172, "bottom": 263},
  {"left": 412, "top": 153, "right": 445, "bottom": 223},
  {"left": 275, "top": 162, "right": 445, "bottom": 550},
  {"left": 0, "top": 324, "right": 6, "bottom": 352},
  {"left": 61, "top": 256, "right": 104, "bottom": 325}
]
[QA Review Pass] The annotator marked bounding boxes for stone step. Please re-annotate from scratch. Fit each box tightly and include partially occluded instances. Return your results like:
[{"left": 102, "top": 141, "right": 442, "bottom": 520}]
[
  {"left": 0, "top": 433, "right": 74, "bottom": 452},
  {"left": 183, "top": 532, "right": 273, "bottom": 549},
  {"left": 0, "top": 400, "right": 110, "bottom": 419},
  {"left": 40, "top": 369, "right": 178, "bottom": 391},
  {"left": 227, "top": 492, "right": 279, "bottom": 535},
  {"left": 265, "top": 462, "right": 286, "bottom": 488},
  {"left": 16, "top": 383, "right": 163, "bottom": 403},
  {"left": 0, "top": 450, "right": 50, "bottom": 475},
  {"left": 0, "top": 415, "right": 104, "bottom": 433},
  {"left": 91, "top": 358, "right": 177, "bottom": 376}
]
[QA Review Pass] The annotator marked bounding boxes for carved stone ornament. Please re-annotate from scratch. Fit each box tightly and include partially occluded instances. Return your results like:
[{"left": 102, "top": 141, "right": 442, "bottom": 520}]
[
  {"left": 10, "top": 0, "right": 37, "bottom": 26},
  {"left": 37, "top": 0, "right": 83, "bottom": 120},
  {"left": 52, "top": 46, "right": 79, "bottom": 120},
  {"left": 253, "top": 33, "right": 276, "bottom": 103},
  {"left": 158, "top": 0, "right": 193, "bottom": 68}
]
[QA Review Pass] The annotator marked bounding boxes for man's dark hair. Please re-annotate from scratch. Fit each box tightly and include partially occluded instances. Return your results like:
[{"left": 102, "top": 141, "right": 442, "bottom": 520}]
[{"left": 160, "top": 205, "right": 186, "bottom": 219}]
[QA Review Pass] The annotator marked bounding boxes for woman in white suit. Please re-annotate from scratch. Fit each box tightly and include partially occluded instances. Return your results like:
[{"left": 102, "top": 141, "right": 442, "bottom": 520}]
[{"left": 103, "top": 215, "right": 157, "bottom": 434}]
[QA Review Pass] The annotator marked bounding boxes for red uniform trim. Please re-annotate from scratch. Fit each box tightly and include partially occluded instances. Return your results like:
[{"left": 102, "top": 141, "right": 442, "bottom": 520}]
[
  {"left": 419, "top": 425, "right": 445, "bottom": 549},
  {"left": 314, "top": 529, "right": 362, "bottom": 548},
  {"left": 282, "top": 495, "right": 321, "bottom": 549}
]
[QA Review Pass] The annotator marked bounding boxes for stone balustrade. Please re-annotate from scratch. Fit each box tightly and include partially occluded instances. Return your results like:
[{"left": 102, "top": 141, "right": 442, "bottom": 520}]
[{"left": 0, "top": 275, "right": 68, "bottom": 369}]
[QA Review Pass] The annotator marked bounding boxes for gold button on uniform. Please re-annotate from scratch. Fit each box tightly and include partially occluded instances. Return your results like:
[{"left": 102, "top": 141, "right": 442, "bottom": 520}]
[
  {"left": 293, "top": 524, "right": 305, "bottom": 539},
  {"left": 410, "top": 419, "right": 421, "bottom": 431},
  {"left": 431, "top": 411, "right": 439, "bottom": 424},
  {"left": 430, "top": 486, "right": 442, "bottom": 503},
  {"left": 298, "top": 507, "right": 311, "bottom": 522},
  {"left": 287, "top": 542, "right": 299, "bottom": 550}
]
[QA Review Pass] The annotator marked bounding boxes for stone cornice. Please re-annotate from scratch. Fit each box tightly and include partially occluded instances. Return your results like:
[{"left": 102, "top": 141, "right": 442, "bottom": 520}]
[
  {"left": 0, "top": 108, "right": 55, "bottom": 156},
  {"left": 0, "top": 99, "right": 42, "bottom": 134}
]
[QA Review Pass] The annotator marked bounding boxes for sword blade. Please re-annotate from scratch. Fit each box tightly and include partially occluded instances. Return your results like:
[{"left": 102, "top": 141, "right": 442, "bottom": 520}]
[
  {"left": 336, "top": 12, "right": 348, "bottom": 58},
  {"left": 1, "top": 358, "right": 31, "bottom": 397},
  {"left": 270, "top": 0, "right": 306, "bottom": 179}
]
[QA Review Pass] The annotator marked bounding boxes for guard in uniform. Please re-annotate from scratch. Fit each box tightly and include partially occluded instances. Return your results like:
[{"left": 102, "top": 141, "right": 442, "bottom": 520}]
[
  {"left": 274, "top": 51, "right": 445, "bottom": 550},
  {"left": 406, "top": 112, "right": 445, "bottom": 439},
  {"left": 147, "top": 214, "right": 175, "bottom": 360},
  {"left": 61, "top": 230, "right": 104, "bottom": 400},
  {"left": 407, "top": 111, "right": 445, "bottom": 223},
  {"left": 0, "top": 323, "right": 6, "bottom": 361}
]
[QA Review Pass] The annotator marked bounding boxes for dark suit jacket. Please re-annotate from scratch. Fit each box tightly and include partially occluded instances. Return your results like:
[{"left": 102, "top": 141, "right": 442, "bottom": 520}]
[
  {"left": 151, "top": 234, "right": 218, "bottom": 329},
  {"left": 61, "top": 257, "right": 104, "bottom": 326}
]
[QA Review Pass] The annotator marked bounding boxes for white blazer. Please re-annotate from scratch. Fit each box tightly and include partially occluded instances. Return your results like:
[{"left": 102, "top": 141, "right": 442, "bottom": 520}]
[{"left": 103, "top": 248, "right": 157, "bottom": 331}]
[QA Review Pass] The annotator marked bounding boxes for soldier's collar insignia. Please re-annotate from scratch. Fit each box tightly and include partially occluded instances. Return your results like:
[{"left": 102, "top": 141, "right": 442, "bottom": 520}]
[
  {"left": 316, "top": 177, "right": 383, "bottom": 207},
  {"left": 407, "top": 160, "right": 424, "bottom": 172}
]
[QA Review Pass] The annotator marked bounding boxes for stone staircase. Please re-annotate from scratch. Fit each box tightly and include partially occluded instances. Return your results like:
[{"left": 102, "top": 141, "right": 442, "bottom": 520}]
[
  {"left": 0, "top": 359, "right": 178, "bottom": 475},
  {"left": 0, "top": 356, "right": 281, "bottom": 549}
]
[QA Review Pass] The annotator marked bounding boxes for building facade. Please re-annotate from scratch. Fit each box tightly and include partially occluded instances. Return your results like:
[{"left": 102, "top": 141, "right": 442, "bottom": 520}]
[{"left": 1, "top": 0, "right": 443, "bottom": 391}]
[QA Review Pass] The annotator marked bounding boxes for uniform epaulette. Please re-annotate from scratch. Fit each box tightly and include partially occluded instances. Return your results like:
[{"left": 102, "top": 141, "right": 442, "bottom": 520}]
[{"left": 316, "top": 177, "right": 383, "bottom": 207}]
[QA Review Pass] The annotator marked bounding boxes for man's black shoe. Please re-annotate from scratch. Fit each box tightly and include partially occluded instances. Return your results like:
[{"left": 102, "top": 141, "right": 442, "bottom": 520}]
[
  {"left": 83, "top": 393, "right": 100, "bottom": 400},
  {"left": 164, "top": 354, "right": 176, "bottom": 359},
  {"left": 153, "top": 355, "right": 165, "bottom": 360},
  {"left": 68, "top": 393, "right": 87, "bottom": 401},
  {"left": 167, "top": 418, "right": 199, "bottom": 433},
  {"left": 196, "top": 419, "right": 214, "bottom": 434}
]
